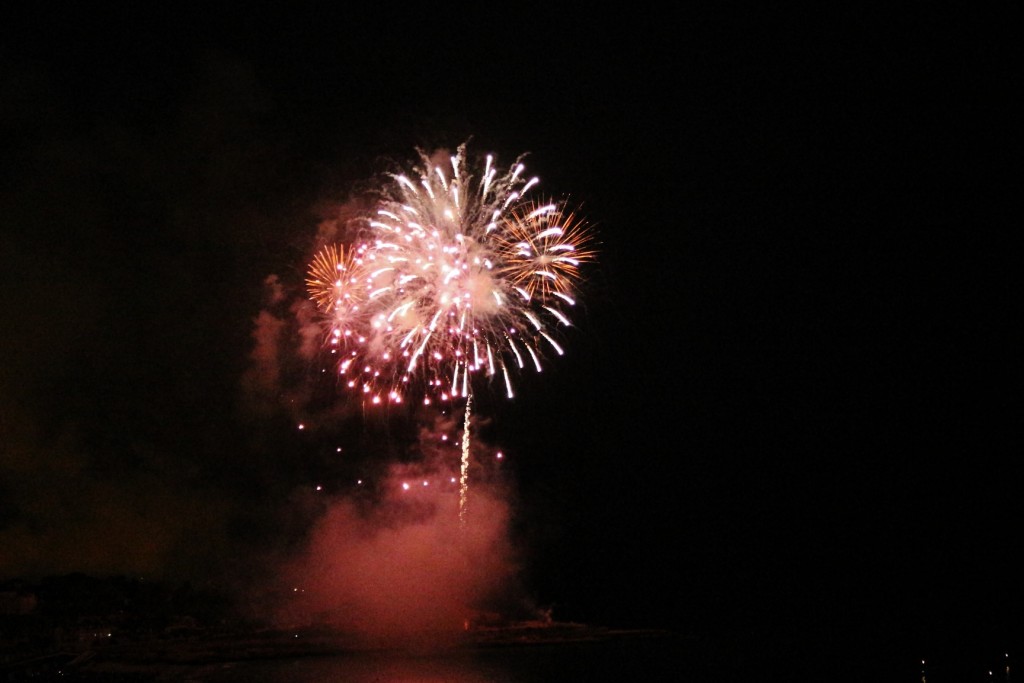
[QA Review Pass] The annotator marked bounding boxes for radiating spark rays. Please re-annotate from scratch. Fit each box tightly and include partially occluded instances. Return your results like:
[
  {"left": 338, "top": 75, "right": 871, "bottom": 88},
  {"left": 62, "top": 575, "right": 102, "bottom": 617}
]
[
  {"left": 305, "top": 142, "right": 594, "bottom": 405},
  {"left": 306, "top": 244, "right": 361, "bottom": 312}
]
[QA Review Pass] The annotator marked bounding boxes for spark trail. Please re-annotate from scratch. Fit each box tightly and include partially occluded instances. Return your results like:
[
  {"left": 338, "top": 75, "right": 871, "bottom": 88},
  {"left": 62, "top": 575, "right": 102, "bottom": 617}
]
[{"left": 460, "top": 392, "right": 473, "bottom": 525}]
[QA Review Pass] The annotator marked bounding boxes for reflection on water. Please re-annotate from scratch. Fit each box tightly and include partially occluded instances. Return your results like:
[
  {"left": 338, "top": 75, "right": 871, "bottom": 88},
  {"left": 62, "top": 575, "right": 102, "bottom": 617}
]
[{"left": 191, "top": 637, "right": 688, "bottom": 683}]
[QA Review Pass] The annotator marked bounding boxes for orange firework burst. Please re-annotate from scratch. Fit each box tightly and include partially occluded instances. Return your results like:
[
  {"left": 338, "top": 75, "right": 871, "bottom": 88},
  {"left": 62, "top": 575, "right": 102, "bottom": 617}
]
[
  {"left": 494, "top": 201, "right": 596, "bottom": 302},
  {"left": 306, "top": 243, "right": 364, "bottom": 312}
]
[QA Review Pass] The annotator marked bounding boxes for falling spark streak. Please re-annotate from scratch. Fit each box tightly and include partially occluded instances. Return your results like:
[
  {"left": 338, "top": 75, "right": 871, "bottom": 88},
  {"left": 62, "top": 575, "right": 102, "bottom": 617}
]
[
  {"left": 527, "top": 346, "right": 542, "bottom": 372},
  {"left": 502, "top": 365, "right": 514, "bottom": 398},
  {"left": 553, "top": 291, "right": 575, "bottom": 305},
  {"left": 543, "top": 306, "right": 572, "bottom": 326},
  {"left": 540, "top": 332, "right": 564, "bottom": 355},
  {"left": 396, "top": 175, "right": 417, "bottom": 193},
  {"left": 506, "top": 336, "right": 525, "bottom": 368}
]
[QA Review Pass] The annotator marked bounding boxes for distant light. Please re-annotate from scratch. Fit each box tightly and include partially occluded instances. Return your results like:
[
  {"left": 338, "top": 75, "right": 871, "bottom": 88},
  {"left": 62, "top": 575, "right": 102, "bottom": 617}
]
[
  {"left": 402, "top": 482, "right": 410, "bottom": 490},
  {"left": 297, "top": 423, "right": 305, "bottom": 430},
  {"left": 441, "top": 434, "right": 448, "bottom": 441},
  {"left": 422, "top": 480, "right": 429, "bottom": 487},
  {"left": 496, "top": 451, "right": 503, "bottom": 459},
  {"left": 315, "top": 485, "right": 322, "bottom": 491}
]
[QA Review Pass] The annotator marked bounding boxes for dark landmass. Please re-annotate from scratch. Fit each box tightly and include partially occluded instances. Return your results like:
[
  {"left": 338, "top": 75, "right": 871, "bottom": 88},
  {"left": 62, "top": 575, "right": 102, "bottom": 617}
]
[
  {"left": 2, "top": 574, "right": 1013, "bottom": 682},
  {"left": 0, "top": 574, "right": 686, "bottom": 681}
]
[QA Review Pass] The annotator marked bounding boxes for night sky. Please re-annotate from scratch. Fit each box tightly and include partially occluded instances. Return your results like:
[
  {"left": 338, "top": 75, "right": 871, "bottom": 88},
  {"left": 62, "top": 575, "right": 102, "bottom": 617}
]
[{"left": 1, "top": 4, "right": 1016, "bottom": 676}]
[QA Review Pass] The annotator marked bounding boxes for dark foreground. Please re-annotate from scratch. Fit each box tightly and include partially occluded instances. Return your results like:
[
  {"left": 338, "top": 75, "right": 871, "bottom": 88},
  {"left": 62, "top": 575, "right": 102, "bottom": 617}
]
[
  {"left": 3, "top": 624, "right": 698, "bottom": 682},
  {"left": 3, "top": 623, "right": 1015, "bottom": 682},
  {"left": 1, "top": 575, "right": 1013, "bottom": 681}
]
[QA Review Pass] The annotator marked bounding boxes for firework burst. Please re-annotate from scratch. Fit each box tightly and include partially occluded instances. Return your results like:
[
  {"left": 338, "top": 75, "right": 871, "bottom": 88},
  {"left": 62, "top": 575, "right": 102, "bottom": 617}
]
[{"left": 307, "top": 142, "right": 595, "bottom": 407}]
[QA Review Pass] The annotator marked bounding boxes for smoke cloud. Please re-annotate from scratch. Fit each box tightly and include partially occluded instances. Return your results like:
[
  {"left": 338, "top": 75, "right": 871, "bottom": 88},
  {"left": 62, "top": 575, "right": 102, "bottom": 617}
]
[
  {"left": 268, "top": 456, "right": 528, "bottom": 647},
  {"left": 233, "top": 201, "right": 545, "bottom": 647}
]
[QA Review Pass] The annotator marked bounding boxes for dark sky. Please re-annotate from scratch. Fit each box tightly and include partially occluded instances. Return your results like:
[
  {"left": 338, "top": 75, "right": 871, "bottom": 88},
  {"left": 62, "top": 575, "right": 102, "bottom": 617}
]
[{"left": 1, "top": 4, "right": 1016, "bottom": 674}]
